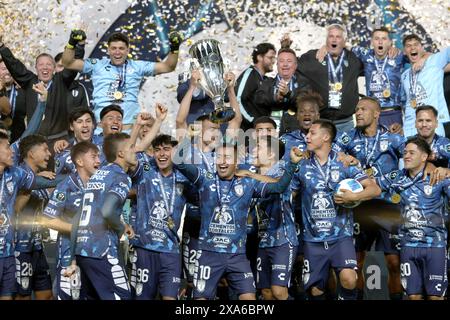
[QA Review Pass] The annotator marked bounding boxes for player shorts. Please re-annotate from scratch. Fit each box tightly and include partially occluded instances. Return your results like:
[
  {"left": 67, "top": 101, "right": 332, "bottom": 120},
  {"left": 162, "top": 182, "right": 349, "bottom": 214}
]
[
  {"left": 400, "top": 246, "right": 448, "bottom": 297},
  {"left": 0, "top": 256, "right": 16, "bottom": 297},
  {"left": 303, "top": 237, "right": 357, "bottom": 291},
  {"left": 256, "top": 243, "right": 297, "bottom": 289},
  {"left": 193, "top": 251, "right": 255, "bottom": 299},
  {"left": 15, "top": 250, "right": 52, "bottom": 296},
  {"left": 76, "top": 254, "right": 131, "bottom": 300},
  {"left": 55, "top": 266, "right": 85, "bottom": 300},
  {"left": 129, "top": 247, "right": 181, "bottom": 300},
  {"left": 182, "top": 232, "right": 200, "bottom": 283},
  {"left": 353, "top": 200, "right": 401, "bottom": 254}
]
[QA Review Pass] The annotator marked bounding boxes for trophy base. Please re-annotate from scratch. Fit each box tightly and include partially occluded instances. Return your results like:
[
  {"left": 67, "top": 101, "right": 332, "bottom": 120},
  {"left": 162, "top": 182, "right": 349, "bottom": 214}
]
[{"left": 209, "top": 107, "right": 235, "bottom": 124}]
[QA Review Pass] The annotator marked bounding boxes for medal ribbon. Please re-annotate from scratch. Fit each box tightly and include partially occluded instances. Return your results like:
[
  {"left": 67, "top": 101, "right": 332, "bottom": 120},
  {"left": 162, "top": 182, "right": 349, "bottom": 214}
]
[
  {"left": 363, "top": 129, "right": 381, "bottom": 168},
  {"left": 157, "top": 172, "right": 177, "bottom": 220},
  {"left": 327, "top": 51, "right": 345, "bottom": 85}
]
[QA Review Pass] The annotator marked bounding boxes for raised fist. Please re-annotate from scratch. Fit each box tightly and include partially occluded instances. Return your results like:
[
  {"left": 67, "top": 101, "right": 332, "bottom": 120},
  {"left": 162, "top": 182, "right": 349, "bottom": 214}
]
[
  {"left": 68, "top": 29, "right": 87, "bottom": 48},
  {"left": 169, "top": 31, "right": 184, "bottom": 53}
]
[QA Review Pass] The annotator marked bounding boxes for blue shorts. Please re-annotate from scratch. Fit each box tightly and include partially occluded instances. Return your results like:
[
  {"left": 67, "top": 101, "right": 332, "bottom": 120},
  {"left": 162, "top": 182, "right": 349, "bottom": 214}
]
[
  {"left": 0, "top": 256, "right": 16, "bottom": 297},
  {"left": 76, "top": 254, "right": 131, "bottom": 300},
  {"left": 15, "top": 250, "right": 52, "bottom": 296},
  {"left": 182, "top": 232, "right": 200, "bottom": 283},
  {"left": 193, "top": 251, "right": 255, "bottom": 299},
  {"left": 55, "top": 266, "right": 85, "bottom": 300},
  {"left": 353, "top": 200, "right": 401, "bottom": 254},
  {"left": 379, "top": 109, "right": 403, "bottom": 128},
  {"left": 256, "top": 243, "right": 297, "bottom": 289},
  {"left": 400, "top": 247, "right": 448, "bottom": 297},
  {"left": 129, "top": 247, "right": 181, "bottom": 300},
  {"left": 303, "top": 237, "right": 357, "bottom": 291}
]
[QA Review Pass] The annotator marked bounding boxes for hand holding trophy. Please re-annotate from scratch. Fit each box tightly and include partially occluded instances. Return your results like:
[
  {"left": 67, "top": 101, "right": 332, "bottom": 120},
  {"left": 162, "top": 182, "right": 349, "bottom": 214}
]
[{"left": 189, "top": 39, "right": 235, "bottom": 123}]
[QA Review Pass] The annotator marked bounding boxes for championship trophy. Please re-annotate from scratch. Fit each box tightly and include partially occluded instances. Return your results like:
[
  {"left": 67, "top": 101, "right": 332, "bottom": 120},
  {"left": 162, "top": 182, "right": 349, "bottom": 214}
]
[{"left": 189, "top": 39, "right": 235, "bottom": 123}]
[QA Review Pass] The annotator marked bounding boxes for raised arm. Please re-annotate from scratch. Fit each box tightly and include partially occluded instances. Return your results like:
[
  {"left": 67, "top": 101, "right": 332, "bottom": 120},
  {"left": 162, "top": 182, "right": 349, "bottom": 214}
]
[
  {"left": 135, "top": 103, "right": 168, "bottom": 152},
  {"left": 153, "top": 31, "right": 182, "bottom": 75},
  {"left": 19, "top": 82, "right": 48, "bottom": 139},
  {"left": 176, "top": 69, "right": 200, "bottom": 140},
  {"left": 61, "top": 29, "right": 86, "bottom": 72},
  {"left": 0, "top": 36, "right": 36, "bottom": 88},
  {"left": 225, "top": 72, "right": 242, "bottom": 136}
]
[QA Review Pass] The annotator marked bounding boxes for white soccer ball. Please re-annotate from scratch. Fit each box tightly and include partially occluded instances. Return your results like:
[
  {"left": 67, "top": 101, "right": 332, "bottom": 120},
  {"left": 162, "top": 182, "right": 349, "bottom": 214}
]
[{"left": 335, "top": 178, "right": 364, "bottom": 208}]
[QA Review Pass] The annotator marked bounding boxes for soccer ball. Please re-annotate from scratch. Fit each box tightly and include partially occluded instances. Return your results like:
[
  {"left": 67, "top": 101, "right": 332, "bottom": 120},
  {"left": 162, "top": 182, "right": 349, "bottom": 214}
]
[{"left": 335, "top": 178, "right": 364, "bottom": 208}]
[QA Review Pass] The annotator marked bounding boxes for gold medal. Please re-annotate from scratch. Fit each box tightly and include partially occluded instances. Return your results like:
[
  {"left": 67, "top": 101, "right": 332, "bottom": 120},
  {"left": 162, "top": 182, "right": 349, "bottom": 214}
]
[
  {"left": 383, "top": 88, "right": 391, "bottom": 98},
  {"left": 167, "top": 217, "right": 175, "bottom": 230},
  {"left": 365, "top": 167, "right": 374, "bottom": 177},
  {"left": 113, "top": 91, "right": 124, "bottom": 100},
  {"left": 391, "top": 193, "right": 401, "bottom": 204},
  {"left": 410, "top": 99, "right": 417, "bottom": 108},
  {"left": 287, "top": 108, "right": 296, "bottom": 116},
  {"left": 334, "top": 82, "right": 342, "bottom": 91}
]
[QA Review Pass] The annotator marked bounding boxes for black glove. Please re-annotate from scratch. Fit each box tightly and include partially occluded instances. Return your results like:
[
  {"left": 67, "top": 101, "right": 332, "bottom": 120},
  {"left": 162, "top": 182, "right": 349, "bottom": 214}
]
[
  {"left": 169, "top": 31, "right": 183, "bottom": 53},
  {"left": 67, "top": 29, "right": 87, "bottom": 49}
]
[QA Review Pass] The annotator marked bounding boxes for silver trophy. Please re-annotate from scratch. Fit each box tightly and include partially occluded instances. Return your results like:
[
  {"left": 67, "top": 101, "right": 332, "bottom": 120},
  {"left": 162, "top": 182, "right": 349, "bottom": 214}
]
[{"left": 189, "top": 39, "right": 235, "bottom": 123}]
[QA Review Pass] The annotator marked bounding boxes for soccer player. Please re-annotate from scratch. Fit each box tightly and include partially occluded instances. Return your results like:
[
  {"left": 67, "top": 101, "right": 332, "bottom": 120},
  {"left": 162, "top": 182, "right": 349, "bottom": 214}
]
[
  {"left": 42, "top": 141, "right": 101, "bottom": 300},
  {"left": 14, "top": 135, "right": 54, "bottom": 300},
  {"left": 62, "top": 30, "right": 182, "bottom": 131},
  {"left": 280, "top": 90, "right": 322, "bottom": 159},
  {"left": 129, "top": 134, "right": 193, "bottom": 300},
  {"left": 334, "top": 97, "right": 405, "bottom": 300},
  {"left": 175, "top": 70, "right": 242, "bottom": 299},
  {"left": 0, "top": 132, "right": 61, "bottom": 300},
  {"left": 54, "top": 108, "right": 103, "bottom": 174},
  {"left": 400, "top": 34, "right": 450, "bottom": 138},
  {"left": 414, "top": 105, "right": 450, "bottom": 168},
  {"left": 376, "top": 137, "right": 450, "bottom": 300},
  {"left": 71, "top": 119, "right": 148, "bottom": 299},
  {"left": 252, "top": 136, "right": 299, "bottom": 300},
  {"left": 291, "top": 119, "right": 381, "bottom": 300},
  {"left": 174, "top": 138, "right": 304, "bottom": 300}
]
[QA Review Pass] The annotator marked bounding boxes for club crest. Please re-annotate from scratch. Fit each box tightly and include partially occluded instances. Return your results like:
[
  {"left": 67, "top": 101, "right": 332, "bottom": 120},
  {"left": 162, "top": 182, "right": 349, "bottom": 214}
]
[
  {"left": 234, "top": 184, "right": 244, "bottom": 197},
  {"left": 380, "top": 139, "right": 389, "bottom": 152}
]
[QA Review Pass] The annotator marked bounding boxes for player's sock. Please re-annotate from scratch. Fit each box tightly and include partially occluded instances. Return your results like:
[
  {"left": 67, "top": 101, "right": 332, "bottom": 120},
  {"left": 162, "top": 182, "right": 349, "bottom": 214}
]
[
  {"left": 339, "top": 287, "right": 357, "bottom": 300},
  {"left": 390, "top": 292, "right": 403, "bottom": 300},
  {"left": 356, "top": 288, "right": 364, "bottom": 300}
]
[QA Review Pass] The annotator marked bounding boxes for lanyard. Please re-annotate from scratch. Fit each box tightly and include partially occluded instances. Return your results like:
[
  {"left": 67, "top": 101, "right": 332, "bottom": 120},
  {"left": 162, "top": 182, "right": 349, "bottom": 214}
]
[
  {"left": 0, "top": 173, "right": 5, "bottom": 212},
  {"left": 157, "top": 172, "right": 176, "bottom": 216},
  {"left": 373, "top": 55, "right": 388, "bottom": 76},
  {"left": 327, "top": 52, "right": 345, "bottom": 83},
  {"left": 363, "top": 129, "right": 381, "bottom": 167},
  {"left": 311, "top": 153, "right": 333, "bottom": 189},
  {"left": 9, "top": 86, "right": 17, "bottom": 117},
  {"left": 116, "top": 61, "right": 128, "bottom": 90},
  {"left": 409, "top": 68, "right": 418, "bottom": 98},
  {"left": 393, "top": 170, "right": 424, "bottom": 191},
  {"left": 215, "top": 175, "right": 235, "bottom": 209},
  {"left": 199, "top": 149, "right": 215, "bottom": 172}
]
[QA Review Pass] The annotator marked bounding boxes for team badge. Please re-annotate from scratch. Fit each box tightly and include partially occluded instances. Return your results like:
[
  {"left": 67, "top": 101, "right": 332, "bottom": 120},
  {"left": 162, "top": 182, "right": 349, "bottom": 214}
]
[
  {"left": 21, "top": 277, "right": 30, "bottom": 290},
  {"left": 6, "top": 181, "right": 13, "bottom": 194},
  {"left": 234, "top": 184, "right": 244, "bottom": 197},
  {"left": 143, "top": 163, "right": 150, "bottom": 171},
  {"left": 189, "top": 265, "right": 195, "bottom": 277},
  {"left": 206, "top": 172, "right": 214, "bottom": 179},
  {"left": 176, "top": 183, "right": 184, "bottom": 195},
  {"left": 89, "top": 58, "right": 97, "bottom": 64},
  {"left": 136, "top": 283, "right": 143, "bottom": 296},
  {"left": 424, "top": 185, "right": 432, "bottom": 196},
  {"left": 331, "top": 170, "right": 340, "bottom": 182},
  {"left": 380, "top": 140, "right": 388, "bottom": 152},
  {"left": 72, "top": 89, "right": 79, "bottom": 98},
  {"left": 196, "top": 279, "right": 206, "bottom": 293},
  {"left": 71, "top": 288, "right": 80, "bottom": 300}
]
